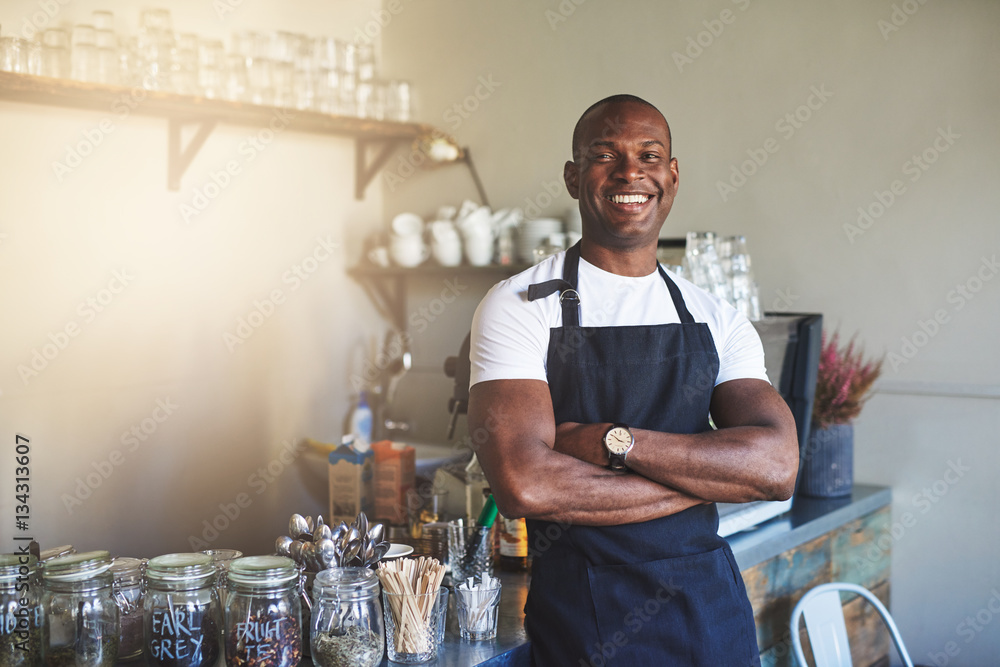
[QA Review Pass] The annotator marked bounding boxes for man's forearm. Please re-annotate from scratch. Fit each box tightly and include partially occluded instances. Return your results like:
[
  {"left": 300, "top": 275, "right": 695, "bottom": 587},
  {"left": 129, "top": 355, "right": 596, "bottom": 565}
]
[
  {"left": 510, "top": 449, "right": 705, "bottom": 525},
  {"left": 626, "top": 425, "right": 794, "bottom": 503}
]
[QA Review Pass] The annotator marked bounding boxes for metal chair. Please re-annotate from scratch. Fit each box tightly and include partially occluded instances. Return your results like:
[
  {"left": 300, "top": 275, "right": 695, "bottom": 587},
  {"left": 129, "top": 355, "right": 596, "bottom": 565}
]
[{"left": 790, "top": 582, "right": 914, "bottom": 667}]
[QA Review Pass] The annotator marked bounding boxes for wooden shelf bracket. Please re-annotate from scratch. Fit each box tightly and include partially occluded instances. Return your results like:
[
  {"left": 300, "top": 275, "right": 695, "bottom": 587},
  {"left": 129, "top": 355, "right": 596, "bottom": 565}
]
[
  {"left": 355, "top": 137, "right": 407, "bottom": 200},
  {"left": 167, "top": 117, "right": 217, "bottom": 191}
]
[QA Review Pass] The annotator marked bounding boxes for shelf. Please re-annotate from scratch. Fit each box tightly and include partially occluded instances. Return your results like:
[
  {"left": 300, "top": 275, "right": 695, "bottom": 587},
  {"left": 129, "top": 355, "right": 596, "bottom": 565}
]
[
  {"left": 0, "top": 71, "right": 434, "bottom": 196},
  {"left": 348, "top": 262, "right": 530, "bottom": 330}
]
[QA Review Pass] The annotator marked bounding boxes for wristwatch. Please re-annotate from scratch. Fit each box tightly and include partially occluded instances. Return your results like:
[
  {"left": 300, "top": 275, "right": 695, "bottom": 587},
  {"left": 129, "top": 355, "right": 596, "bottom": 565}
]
[{"left": 603, "top": 423, "right": 634, "bottom": 471}]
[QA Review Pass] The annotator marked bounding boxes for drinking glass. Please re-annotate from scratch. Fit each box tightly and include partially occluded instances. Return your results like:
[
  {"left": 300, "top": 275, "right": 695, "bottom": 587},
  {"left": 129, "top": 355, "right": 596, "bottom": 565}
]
[
  {"left": 0, "top": 37, "right": 25, "bottom": 73},
  {"left": 455, "top": 581, "right": 502, "bottom": 641},
  {"left": 684, "top": 231, "right": 730, "bottom": 302},
  {"left": 92, "top": 10, "right": 115, "bottom": 31},
  {"left": 356, "top": 43, "right": 375, "bottom": 82},
  {"left": 388, "top": 80, "right": 412, "bottom": 122},
  {"left": 223, "top": 53, "right": 248, "bottom": 102},
  {"left": 382, "top": 588, "right": 447, "bottom": 664},
  {"left": 171, "top": 32, "right": 199, "bottom": 95},
  {"left": 70, "top": 24, "right": 98, "bottom": 82},
  {"left": 41, "top": 29, "right": 70, "bottom": 78},
  {"left": 95, "top": 29, "right": 118, "bottom": 84},
  {"left": 137, "top": 8, "right": 173, "bottom": 90},
  {"left": 198, "top": 39, "right": 225, "bottom": 98}
]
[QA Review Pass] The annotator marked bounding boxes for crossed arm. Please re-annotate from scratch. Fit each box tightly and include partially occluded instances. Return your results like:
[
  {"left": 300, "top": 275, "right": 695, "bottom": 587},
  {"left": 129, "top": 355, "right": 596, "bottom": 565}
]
[{"left": 467, "top": 377, "right": 799, "bottom": 526}]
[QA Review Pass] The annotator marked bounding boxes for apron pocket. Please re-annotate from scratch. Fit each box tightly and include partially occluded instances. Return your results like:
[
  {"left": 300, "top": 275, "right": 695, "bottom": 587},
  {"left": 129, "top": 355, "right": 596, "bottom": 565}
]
[{"left": 586, "top": 546, "right": 757, "bottom": 666}]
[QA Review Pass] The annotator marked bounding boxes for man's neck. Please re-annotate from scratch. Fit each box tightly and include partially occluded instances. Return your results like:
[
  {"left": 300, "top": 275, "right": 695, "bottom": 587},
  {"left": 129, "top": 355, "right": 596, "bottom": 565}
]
[{"left": 579, "top": 239, "right": 659, "bottom": 277}]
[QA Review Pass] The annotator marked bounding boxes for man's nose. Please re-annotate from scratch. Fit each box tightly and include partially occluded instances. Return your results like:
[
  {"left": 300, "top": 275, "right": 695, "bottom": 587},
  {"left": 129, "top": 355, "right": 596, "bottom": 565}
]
[{"left": 611, "top": 155, "right": 644, "bottom": 182}]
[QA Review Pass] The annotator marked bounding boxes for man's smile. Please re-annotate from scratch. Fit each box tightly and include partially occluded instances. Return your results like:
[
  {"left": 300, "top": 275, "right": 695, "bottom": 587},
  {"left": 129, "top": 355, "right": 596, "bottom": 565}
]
[{"left": 605, "top": 192, "right": 656, "bottom": 211}]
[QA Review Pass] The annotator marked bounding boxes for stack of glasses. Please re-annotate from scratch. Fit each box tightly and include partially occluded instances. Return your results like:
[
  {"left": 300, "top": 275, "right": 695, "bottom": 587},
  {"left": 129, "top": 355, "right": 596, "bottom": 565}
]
[
  {"left": 684, "top": 231, "right": 762, "bottom": 321},
  {"left": 0, "top": 8, "right": 413, "bottom": 121}
]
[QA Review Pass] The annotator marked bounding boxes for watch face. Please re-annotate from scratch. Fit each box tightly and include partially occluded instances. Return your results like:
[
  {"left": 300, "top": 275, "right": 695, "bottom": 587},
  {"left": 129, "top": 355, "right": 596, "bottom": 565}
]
[{"left": 605, "top": 426, "right": 633, "bottom": 455}]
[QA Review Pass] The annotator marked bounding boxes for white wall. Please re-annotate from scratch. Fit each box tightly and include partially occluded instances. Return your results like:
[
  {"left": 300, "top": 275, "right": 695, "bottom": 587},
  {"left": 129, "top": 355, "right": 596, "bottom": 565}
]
[
  {"left": 379, "top": 1, "right": 1000, "bottom": 664},
  {"left": 0, "top": 0, "right": 393, "bottom": 558}
]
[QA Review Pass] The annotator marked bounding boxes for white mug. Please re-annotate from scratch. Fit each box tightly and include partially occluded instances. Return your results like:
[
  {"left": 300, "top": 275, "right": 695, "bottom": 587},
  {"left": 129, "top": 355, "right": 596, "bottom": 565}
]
[
  {"left": 433, "top": 235, "right": 463, "bottom": 267},
  {"left": 390, "top": 234, "right": 429, "bottom": 267},
  {"left": 464, "top": 236, "right": 494, "bottom": 267},
  {"left": 391, "top": 212, "right": 424, "bottom": 237}
]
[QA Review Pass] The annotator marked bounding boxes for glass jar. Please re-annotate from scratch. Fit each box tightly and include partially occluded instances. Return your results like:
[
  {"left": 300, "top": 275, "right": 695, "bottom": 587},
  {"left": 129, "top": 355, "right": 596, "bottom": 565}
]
[
  {"left": 110, "top": 557, "right": 145, "bottom": 662},
  {"left": 200, "top": 549, "right": 242, "bottom": 606},
  {"left": 39, "top": 545, "right": 75, "bottom": 563},
  {"left": 41, "top": 550, "right": 119, "bottom": 667},
  {"left": 310, "top": 567, "right": 383, "bottom": 667},
  {"left": 224, "top": 556, "right": 301, "bottom": 667},
  {"left": 1, "top": 553, "right": 41, "bottom": 667},
  {"left": 145, "top": 553, "right": 222, "bottom": 667}
]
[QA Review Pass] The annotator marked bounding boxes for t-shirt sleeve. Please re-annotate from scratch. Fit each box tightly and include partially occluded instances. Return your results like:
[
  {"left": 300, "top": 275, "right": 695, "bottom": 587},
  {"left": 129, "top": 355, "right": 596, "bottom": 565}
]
[
  {"left": 715, "top": 308, "right": 770, "bottom": 386},
  {"left": 469, "top": 278, "right": 549, "bottom": 387}
]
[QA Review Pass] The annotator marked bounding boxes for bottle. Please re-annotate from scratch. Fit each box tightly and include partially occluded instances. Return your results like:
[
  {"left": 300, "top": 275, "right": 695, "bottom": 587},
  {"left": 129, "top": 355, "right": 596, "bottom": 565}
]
[
  {"left": 350, "top": 392, "right": 374, "bottom": 449},
  {"left": 497, "top": 516, "right": 530, "bottom": 572}
]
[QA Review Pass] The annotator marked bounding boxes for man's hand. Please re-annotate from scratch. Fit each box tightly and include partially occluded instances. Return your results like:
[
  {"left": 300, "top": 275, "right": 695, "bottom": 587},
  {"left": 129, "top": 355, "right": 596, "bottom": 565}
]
[{"left": 551, "top": 421, "right": 611, "bottom": 468}]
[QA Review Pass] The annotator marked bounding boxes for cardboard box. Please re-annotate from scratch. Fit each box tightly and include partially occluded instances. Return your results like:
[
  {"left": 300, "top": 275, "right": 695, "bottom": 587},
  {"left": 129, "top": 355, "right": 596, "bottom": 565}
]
[
  {"left": 372, "top": 440, "right": 415, "bottom": 525},
  {"left": 328, "top": 444, "right": 374, "bottom": 525}
]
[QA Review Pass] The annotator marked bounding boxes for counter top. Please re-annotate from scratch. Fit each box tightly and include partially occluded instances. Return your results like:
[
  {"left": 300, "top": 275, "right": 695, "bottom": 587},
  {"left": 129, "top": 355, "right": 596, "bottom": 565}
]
[{"left": 306, "top": 485, "right": 891, "bottom": 666}]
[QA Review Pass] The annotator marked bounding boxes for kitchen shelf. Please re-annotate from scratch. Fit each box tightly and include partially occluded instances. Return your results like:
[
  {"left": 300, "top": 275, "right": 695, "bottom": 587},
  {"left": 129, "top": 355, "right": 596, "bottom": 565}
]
[
  {"left": 348, "top": 262, "right": 529, "bottom": 330},
  {"left": 0, "top": 71, "right": 434, "bottom": 196}
]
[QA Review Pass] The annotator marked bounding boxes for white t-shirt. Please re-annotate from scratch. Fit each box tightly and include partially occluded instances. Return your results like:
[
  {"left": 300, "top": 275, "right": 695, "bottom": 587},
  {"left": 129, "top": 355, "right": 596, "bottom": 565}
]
[{"left": 469, "top": 251, "right": 768, "bottom": 388}]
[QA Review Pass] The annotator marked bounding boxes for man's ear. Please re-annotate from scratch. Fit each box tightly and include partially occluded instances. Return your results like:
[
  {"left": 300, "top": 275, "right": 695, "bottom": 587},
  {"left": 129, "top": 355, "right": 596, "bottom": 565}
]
[{"left": 564, "top": 160, "right": 580, "bottom": 200}]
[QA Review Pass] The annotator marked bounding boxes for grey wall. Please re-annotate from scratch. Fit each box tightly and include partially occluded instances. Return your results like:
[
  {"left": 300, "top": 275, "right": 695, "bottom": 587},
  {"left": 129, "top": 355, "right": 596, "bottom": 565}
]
[
  {"left": 0, "top": 0, "right": 392, "bottom": 557},
  {"left": 379, "top": 1, "right": 1000, "bottom": 664}
]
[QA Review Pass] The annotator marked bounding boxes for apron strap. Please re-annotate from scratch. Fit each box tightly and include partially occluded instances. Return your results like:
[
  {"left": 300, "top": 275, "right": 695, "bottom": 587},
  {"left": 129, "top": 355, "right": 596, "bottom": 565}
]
[
  {"left": 657, "top": 263, "right": 695, "bottom": 324},
  {"left": 526, "top": 241, "right": 695, "bottom": 327}
]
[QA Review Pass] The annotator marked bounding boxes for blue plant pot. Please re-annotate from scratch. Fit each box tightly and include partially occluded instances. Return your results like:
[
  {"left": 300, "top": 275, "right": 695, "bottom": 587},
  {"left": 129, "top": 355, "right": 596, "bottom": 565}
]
[{"left": 799, "top": 423, "right": 854, "bottom": 498}]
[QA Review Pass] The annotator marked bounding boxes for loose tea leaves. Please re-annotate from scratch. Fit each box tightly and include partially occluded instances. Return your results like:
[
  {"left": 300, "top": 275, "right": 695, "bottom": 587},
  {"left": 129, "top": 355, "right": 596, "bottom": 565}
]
[
  {"left": 148, "top": 605, "right": 220, "bottom": 667},
  {"left": 226, "top": 611, "right": 301, "bottom": 667},
  {"left": 312, "top": 626, "right": 382, "bottom": 667}
]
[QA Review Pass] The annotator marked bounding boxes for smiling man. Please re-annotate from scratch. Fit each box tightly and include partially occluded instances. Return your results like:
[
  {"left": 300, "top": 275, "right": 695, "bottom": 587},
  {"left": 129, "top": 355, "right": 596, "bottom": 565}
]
[{"left": 467, "top": 95, "right": 799, "bottom": 665}]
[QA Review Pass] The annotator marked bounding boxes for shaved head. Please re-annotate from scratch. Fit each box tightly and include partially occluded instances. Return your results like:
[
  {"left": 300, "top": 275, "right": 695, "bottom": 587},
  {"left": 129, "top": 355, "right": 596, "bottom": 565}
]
[{"left": 572, "top": 94, "right": 672, "bottom": 161}]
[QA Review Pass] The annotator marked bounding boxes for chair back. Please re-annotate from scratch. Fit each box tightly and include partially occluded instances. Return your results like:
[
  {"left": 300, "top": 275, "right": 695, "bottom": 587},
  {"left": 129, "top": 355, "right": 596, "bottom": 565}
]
[{"left": 790, "top": 582, "right": 914, "bottom": 667}]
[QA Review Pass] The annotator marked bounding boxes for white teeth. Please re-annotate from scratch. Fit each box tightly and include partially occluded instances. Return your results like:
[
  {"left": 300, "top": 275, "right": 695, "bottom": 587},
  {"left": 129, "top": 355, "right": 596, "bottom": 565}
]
[{"left": 610, "top": 194, "right": 650, "bottom": 204}]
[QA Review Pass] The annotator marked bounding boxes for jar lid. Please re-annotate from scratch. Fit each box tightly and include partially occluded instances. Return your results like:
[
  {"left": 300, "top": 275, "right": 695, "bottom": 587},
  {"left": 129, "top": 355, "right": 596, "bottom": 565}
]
[
  {"left": 313, "top": 566, "right": 379, "bottom": 601},
  {"left": 42, "top": 550, "right": 112, "bottom": 581},
  {"left": 227, "top": 555, "right": 298, "bottom": 586},
  {"left": 146, "top": 553, "right": 215, "bottom": 583},
  {"left": 39, "top": 544, "right": 76, "bottom": 562},
  {"left": 200, "top": 549, "right": 243, "bottom": 563},
  {"left": 0, "top": 553, "right": 36, "bottom": 580},
  {"left": 110, "top": 557, "right": 145, "bottom": 577}
]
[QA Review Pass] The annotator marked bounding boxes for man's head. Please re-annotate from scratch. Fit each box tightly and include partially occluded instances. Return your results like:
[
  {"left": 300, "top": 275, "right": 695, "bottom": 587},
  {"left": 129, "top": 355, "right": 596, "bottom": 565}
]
[
  {"left": 564, "top": 95, "right": 679, "bottom": 252},
  {"left": 571, "top": 94, "right": 672, "bottom": 162}
]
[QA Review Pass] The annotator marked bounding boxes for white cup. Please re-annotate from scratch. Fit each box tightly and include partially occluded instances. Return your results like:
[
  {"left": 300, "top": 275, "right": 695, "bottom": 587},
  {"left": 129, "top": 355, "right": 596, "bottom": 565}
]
[
  {"left": 391, "top": 212, "right": 424, "bottom": 237},
  {"left": 433, "top": 235, "right": 463, "bottom": 267},
  {"left": 390, "top": 234, "right": 429, "bottom": 267},
  {"left": 464, "top": 235, "right": 494, "bottom": 267}
]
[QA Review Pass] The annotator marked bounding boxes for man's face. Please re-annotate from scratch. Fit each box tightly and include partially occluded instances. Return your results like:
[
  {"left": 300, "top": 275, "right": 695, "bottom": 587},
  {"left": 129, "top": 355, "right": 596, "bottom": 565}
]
[{"left": 564, "top": 102, "right": 679, "bottom": 250}]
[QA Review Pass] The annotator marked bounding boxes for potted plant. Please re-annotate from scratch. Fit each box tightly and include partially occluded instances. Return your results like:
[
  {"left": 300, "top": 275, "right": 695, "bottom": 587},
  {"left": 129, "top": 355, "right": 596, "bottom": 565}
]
[{"left": 799, "top": 331, "right": 883, "bottom": 498}]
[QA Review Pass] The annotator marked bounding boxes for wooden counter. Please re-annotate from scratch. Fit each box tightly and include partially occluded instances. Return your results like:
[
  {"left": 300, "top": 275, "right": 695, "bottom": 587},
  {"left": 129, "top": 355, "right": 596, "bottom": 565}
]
[{"left": 311, "top": 485, "right": 893, "bottom": 666}]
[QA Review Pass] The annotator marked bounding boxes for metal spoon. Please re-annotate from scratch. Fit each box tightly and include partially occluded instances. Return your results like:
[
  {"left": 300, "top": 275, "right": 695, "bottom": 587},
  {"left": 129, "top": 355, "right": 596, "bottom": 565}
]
[
  {"left": 368, "top": 523, "right": 385, "bottom": 546},
  {"left": 289, "top": 540, "right": 304, "bottom": 564},
  {"left": 355, "top": 512, "right": 369, "bottom": 537},
  {"left": 306, "top": 515, "right": 315, "bottom": 534},
  {"left": 318, "top": 539, "right": 337, "bottom": 569},
  {"left": 314, "top": 524, "right": 332, "bottom": 544},
  {"left": 275, "top": 536, "right": 294, "bottom": 557},
  {"left": 289, "top": 514, "right": 310, "bottom": 540}
]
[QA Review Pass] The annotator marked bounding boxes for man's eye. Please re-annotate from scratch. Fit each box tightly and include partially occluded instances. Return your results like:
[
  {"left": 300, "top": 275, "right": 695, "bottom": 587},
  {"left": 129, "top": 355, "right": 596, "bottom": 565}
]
[{"left": 642, "top": 153, "right": 661, "bottom": 160}]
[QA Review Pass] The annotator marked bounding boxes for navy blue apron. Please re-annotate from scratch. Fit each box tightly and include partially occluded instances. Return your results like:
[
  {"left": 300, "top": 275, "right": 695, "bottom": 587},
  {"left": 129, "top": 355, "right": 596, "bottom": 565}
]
[{"left": 523, "top": 242, "right": 760, "bottom": 666}]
